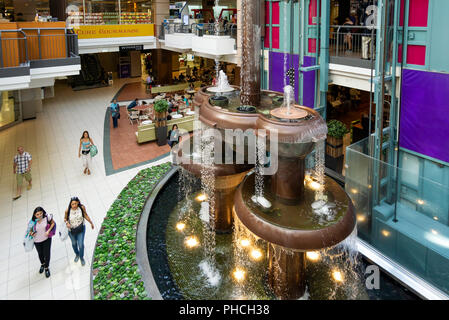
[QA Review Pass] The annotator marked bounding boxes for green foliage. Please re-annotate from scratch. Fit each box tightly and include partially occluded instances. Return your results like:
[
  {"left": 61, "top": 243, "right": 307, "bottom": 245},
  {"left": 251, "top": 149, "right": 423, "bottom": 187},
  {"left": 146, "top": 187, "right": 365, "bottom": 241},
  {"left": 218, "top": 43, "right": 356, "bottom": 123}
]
[
  {"left": 327, "top": 119, "right": 349, "bottom": 139},
  {"left": 92, "top": 163, "right": 172, "bottom": 300},
  {"left": 154, "top": 99, "right": 169, "bottom": 113}
]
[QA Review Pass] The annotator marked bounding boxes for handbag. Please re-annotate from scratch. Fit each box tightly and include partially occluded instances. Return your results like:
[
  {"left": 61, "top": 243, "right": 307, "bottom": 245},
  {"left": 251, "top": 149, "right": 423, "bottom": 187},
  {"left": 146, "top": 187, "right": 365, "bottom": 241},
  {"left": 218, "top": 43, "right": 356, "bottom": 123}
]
[
  {"left": 45, "top": 215, "right": 56, "bottom": 238},
  {"left": 90, "top": 145, "right": 98, "bottom": 157},
  {"left": 70, "top": 223, "right": 84, "bottom": 235},
  {"left": 59, "top": 222, "right": 69, "bottom": 241},
  {"left": 23, "top": 235, "right": 34, "bottom": 252}
]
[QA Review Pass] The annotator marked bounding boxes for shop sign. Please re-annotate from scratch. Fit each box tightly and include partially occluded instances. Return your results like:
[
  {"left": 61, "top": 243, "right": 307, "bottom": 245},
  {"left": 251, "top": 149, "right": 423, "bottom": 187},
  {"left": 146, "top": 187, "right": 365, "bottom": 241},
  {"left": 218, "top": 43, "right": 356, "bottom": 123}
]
[
  {"left": 119, "top": 45, "right": 144, "bottom": 52},
  {"left": 74, "top": 24, "right": 154, "bottom": 39}
]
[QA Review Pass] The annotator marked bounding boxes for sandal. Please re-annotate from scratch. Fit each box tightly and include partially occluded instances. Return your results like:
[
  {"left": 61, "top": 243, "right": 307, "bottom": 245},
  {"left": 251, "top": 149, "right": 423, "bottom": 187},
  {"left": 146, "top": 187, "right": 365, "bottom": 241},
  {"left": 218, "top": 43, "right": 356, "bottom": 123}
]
[
  {"left": 83, "top": 168, "right": 87, "bottom": 174},
  {"left": 87, "top": 169, "right": 91, "bottom": 175},
  {"left": 13, "top": 195, "right": 21, "bottom": 200}
]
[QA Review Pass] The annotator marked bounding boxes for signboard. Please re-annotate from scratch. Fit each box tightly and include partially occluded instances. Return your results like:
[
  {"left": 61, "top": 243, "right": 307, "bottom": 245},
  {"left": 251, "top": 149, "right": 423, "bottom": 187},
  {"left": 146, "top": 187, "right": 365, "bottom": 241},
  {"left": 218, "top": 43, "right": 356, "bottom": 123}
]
[
  {"left": 120, "top": 45, "right": 144, "bottom": 52},
  {"left": 73, "top": 24, "right": 154, "bottom": 39}
]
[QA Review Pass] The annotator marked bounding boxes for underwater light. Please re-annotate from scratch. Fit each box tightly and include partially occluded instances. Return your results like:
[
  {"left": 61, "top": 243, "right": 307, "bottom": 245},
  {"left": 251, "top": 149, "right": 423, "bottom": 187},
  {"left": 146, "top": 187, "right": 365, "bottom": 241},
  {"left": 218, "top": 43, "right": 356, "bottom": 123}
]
[
  {"left": 233, "top": 267, "right": 246, "bottom": 282},
  {"left": 250, "top": 249, "right": 263, "bottom": 261},
  {"left": 185, "top": 236, "right": 199, "bottom": 248},
  {"left": 309, "top": 181, "right": 322, "bottom": 191},
  {"left": 356, "top": 214, "right": 366, "bottom": 222},
  {"left": 381, "top": 230, "right": 390, "bottom": 237},
  {"left": 195, "top": 193, "right": 207, "bottom": 202},
  {"left": 417, "top": 199, "right": 425, "bottom": 205},
  {"left": 306, "top": 251, "right": 320, "bottom": 262},
  {"left": 176, "top": 222, "right": 186, "bottom": 232},
  {"left": 332, "top": 270, "right": 344, "bottom": 282},
  {"left": 239, "top": 239, "right": 251, "bottom": 248},
  {"left": 350, "top": 188, "right": 358, "bottom": 194},
  {"left": 433, "top": 216, "right": 439, "bottom": 221}
]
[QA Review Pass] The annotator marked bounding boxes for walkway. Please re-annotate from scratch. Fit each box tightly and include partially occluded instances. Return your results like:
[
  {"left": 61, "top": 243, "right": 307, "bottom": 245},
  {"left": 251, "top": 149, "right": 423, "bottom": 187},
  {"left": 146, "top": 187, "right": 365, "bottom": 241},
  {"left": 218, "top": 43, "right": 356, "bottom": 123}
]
[{"left": 0, "top": 78, "right": 170, "bottom": 300}]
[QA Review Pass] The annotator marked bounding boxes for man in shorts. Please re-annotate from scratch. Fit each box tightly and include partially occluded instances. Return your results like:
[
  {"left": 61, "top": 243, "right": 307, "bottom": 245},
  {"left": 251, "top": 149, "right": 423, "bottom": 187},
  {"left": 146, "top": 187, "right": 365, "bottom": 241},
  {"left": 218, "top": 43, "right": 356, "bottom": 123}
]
[{"left": 13, "top": 146, "right": 32, "bottom": 200}]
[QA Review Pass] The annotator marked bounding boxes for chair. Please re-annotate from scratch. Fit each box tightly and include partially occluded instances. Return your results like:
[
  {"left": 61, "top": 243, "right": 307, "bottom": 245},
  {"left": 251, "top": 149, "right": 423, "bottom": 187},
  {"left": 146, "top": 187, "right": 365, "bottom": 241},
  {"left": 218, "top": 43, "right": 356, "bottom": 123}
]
[
  {"left": 128, "top": 110, "right": 139, "bottom": 125},
  {"left": 138, "top": 109, "right": 150, "bottom": 124}
]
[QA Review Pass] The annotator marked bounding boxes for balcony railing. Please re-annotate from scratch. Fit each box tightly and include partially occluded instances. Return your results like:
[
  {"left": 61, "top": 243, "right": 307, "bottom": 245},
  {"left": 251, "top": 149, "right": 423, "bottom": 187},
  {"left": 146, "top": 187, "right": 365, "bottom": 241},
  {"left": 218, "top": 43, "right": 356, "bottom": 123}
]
[
  {"left": 159, "top": 22, "right": 238, "bottom": 40},
  {"left": 329, "top": 25, "right": 377, "bottom": 68},
  {"left": 0, "top": 27, "right": 79, "bottom": 73}
]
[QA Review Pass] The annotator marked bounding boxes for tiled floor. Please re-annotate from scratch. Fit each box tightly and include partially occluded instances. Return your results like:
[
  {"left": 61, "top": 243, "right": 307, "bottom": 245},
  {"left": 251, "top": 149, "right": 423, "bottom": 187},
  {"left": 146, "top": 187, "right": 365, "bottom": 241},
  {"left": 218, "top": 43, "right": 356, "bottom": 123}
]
[
  {"left": 109, "top": 106, "right": 170, "bottom": 171},
  {"left": 115, "top": 82, "right": 153, "bottom": 102},
  {"left": 0, "top": 78, "right": 171, "bottom": 300}
]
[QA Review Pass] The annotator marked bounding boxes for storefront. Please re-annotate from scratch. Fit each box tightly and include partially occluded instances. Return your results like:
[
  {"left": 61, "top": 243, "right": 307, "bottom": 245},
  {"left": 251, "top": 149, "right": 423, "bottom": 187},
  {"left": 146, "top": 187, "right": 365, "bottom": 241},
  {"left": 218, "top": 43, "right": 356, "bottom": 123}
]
[
  {"left": 67, "top": 0, "right": 153, "bottom": 26},
  {"left": 0, "top": 90, "right": 21, "bottom": 130}
]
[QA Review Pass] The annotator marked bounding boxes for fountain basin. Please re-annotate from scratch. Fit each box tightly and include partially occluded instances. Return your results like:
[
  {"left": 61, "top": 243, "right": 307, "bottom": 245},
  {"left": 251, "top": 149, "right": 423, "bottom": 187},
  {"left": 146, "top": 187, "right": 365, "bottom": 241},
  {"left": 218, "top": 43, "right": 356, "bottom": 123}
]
[
  {"left": 234, "top": 173, "right": 356, "bottom": 251},
  {"left": 209, "top": 96, "right": 229, "bottom": 107}
]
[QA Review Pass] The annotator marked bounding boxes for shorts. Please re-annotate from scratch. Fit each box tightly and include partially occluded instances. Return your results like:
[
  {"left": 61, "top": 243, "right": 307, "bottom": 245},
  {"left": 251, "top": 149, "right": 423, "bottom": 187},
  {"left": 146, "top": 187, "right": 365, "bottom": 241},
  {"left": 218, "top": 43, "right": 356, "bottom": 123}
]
[{"left": 17, "top": 171, "right": 32, "bottom": 187}]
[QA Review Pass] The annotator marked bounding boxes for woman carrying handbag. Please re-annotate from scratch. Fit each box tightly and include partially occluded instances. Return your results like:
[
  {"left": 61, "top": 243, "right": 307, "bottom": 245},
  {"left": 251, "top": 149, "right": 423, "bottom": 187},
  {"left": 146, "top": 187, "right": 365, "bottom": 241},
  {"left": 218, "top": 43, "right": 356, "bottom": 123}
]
[
  {"left": 27, "top": 207, "right": 56, "bottom": 278},
  {"left": 64, "top": 197, "right": 94, "bottom": 266}
]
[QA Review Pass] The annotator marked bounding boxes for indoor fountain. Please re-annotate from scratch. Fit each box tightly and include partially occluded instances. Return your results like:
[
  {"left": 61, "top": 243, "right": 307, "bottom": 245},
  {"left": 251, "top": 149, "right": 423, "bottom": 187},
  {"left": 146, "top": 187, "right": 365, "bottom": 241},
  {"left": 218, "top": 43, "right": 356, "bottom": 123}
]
[{"left": 144, "top": 0, "right": 364, "bottom": 300}]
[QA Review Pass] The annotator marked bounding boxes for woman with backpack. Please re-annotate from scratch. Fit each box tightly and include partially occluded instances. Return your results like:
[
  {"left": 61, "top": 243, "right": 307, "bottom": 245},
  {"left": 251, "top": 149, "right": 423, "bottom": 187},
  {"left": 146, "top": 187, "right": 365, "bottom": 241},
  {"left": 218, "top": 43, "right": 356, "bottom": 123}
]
[
  {"left": 78, "top": 130, "right": 94, "bottom": 175},
  {"left": 27, "top": 207, "right": 55, "bottom": 278},
  {"left": 64, "top": 197, "right": 94, "bottom": 266}
]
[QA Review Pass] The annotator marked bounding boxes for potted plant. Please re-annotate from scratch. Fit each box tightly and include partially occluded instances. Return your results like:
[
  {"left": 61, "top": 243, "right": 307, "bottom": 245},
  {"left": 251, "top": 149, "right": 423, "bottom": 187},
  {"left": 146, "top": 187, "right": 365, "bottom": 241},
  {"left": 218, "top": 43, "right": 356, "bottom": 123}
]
[
  {"left": 154, "top": 99, "right": 169, "bottom": 146},
  {"left": 326, "top": 119, "right": 349, "bottom": 158}
]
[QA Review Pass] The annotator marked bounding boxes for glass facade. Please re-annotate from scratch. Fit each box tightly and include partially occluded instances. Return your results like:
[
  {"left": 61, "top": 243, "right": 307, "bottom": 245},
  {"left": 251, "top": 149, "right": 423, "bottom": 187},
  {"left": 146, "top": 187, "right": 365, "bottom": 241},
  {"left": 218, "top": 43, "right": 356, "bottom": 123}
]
[
  {"left": 345, "top": 137, "right": 449, "bottom": 295},
  {"left": 67, "top": 0, "right": 152, "bottom": 25}
]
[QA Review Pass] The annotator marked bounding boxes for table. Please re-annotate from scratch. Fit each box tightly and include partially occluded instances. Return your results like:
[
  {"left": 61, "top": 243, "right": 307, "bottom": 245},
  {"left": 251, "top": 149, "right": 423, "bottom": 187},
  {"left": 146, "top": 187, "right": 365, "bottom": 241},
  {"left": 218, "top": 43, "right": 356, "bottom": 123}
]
[
  {"left": 141, "top": 120, "right": 152, "bottom": 125},
  {"left": 172, "top": 114, "right": 183, "bottom": 119},
  {"left": 185, "top": 110, "right": 195, "bottom": 116}
]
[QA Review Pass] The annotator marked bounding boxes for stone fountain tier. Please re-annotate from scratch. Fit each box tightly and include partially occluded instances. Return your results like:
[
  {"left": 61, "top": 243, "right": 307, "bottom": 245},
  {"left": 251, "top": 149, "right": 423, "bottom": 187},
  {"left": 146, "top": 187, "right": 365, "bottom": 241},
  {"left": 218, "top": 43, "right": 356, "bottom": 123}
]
[
  {"left": 234, "top": 173, "right": 356, "bottom": 299},
  {"left": 193, "top": 85, "right": 240, "bottom": 108},
  {"left": 177, "top": 136, "right": 253, "bottom": 233}
]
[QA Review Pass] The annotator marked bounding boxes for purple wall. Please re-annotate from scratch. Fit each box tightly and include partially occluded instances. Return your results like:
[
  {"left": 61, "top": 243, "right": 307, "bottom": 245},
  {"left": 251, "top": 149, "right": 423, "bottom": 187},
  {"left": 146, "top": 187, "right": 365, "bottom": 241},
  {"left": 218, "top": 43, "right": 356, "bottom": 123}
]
[
  {"left": 269, "top": 52, "right": 299, "bottom": 101},
  {"left": 302, "top": 56, "right": 316, "bottom": 108},
  {"left": 268, "top": 52, "right": 316, "bottom": 108},
  {"left": 399, "top": 69, "right": 449, "bottom": 163}
]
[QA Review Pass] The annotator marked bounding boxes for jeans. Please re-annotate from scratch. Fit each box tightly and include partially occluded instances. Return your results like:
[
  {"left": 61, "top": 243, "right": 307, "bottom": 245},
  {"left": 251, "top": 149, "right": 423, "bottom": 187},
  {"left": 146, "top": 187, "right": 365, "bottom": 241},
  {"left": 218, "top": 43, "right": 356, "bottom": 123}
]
[
  {"left": 68, "top": 224, "right": 85, "bottom": 259},
  {"left": 112, "top": 115, "right": 118, "bottom": 128},
  {"left": 35, "top": 237, "right": 52, "bottom": 268}
]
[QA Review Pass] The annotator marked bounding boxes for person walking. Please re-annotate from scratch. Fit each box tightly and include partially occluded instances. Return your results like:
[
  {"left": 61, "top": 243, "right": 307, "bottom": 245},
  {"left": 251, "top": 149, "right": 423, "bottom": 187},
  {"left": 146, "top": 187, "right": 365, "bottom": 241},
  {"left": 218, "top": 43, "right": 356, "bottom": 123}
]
[
  {"left": 167, "top": 124, "right": 180, "bottom": 149},
  {"left": 110, "top": 99, "right": 120, "bottom": 128},
  {"left": 64, "top": 197, "right": 94, "bottom": 266},
  {"left": 13, "top": 146, "right": 32, "bottom": 200},
  {"left": 27, "top": 207, "right": 55, "bottom": 278},
  {"left": 78, "top": 131, "right": 94, "bottom": 175}
]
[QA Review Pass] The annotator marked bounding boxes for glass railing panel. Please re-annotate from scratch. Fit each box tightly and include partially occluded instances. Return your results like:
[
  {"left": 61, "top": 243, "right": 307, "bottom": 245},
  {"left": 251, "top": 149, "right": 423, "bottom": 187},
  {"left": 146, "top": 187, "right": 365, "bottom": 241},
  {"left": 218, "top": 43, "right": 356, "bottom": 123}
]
[{"left": 345, "top": 140, "right": 449, "bottom": 295}]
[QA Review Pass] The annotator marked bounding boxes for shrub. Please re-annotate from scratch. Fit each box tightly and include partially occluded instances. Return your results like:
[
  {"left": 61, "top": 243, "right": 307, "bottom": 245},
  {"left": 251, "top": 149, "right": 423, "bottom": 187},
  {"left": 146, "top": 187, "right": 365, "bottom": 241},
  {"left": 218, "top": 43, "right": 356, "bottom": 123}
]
[
  {"left": 327, "top": 119, "right": 349, "bottom": 139},
  {"left": 92, "top": 163, "right": 172, "bottom": 300}
]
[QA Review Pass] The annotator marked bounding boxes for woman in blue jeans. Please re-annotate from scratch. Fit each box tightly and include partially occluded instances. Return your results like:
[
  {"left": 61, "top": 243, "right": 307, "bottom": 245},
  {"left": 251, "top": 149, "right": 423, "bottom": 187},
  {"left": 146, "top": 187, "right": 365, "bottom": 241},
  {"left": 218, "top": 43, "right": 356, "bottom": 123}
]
[{"left": 64, "top": 197, "right": 94, "bottom": 266}]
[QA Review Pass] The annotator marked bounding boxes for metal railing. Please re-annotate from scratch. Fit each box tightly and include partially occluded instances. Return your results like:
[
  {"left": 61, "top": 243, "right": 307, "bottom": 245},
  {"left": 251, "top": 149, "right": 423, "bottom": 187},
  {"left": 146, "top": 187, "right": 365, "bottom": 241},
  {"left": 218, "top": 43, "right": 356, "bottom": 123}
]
[
  {"left": 330, "top": 25, "right": 377, "bottom": 60},
  {"left": 0, "top": 28, "right": 79, "bottom": 69},
  {"left": 0, "top": 30, "right": 28, "bottom": 68}
]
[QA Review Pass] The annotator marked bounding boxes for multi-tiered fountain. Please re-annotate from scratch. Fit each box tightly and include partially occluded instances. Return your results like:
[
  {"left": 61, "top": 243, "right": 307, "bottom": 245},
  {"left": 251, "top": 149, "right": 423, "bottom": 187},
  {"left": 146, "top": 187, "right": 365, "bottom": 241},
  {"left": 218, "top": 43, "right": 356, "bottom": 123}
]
[{"left": 147, "top": 0, "right": 360, "bottom": 300}]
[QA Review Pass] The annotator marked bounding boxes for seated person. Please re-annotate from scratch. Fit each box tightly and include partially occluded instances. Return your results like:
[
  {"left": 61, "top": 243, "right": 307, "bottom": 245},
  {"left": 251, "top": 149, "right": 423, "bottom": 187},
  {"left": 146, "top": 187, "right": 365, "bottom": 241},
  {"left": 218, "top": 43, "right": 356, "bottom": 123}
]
[
  {"left": 127, "top": 98, "right": 139, "bottom": 111},
  {"left": 167, "top": 124, "right": 180, "bottom": 149}
]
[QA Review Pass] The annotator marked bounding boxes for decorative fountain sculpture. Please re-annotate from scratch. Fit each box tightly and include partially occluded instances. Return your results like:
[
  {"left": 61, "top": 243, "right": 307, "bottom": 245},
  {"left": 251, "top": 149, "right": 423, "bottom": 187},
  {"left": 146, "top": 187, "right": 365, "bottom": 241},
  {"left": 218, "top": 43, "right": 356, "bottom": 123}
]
[{"left": 145, "top": 0, "right": 359, "bottom": 300}]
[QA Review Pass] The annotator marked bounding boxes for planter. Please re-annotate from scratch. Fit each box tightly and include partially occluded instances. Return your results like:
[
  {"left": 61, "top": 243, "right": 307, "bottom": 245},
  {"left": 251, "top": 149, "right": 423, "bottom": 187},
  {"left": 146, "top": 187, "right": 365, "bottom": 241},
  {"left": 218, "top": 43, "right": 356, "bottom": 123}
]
[
  {"left": 326, "top": 135, "right": 343, "bottom": 158},
  {"left": 156, "top": 126, "right": 168, "bottom": 146}
]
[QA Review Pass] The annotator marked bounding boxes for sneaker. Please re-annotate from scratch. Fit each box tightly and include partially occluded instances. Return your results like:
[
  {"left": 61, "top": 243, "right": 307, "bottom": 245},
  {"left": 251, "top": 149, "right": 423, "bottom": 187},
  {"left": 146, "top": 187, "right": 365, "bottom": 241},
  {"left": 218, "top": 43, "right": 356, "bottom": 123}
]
[
  {"left": 45, "top": 268, "right": 50, "bottom": 278},
  {"left": 39, "top": 265, "right": 45, "bottom": 274},
  {"left": 80, "top": 258, "right": 86, "bottom": 266},
  {"left": 74, "top": 255, "right": 79, "bottom": 263}
]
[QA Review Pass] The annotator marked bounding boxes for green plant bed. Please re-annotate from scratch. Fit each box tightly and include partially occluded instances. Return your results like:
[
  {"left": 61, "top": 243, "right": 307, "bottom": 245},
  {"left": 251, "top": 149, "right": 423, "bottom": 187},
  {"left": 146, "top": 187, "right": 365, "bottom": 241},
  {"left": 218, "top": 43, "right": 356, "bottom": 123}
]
[{"left": 91, "top": 163, "right": 172, "bottom": 300}]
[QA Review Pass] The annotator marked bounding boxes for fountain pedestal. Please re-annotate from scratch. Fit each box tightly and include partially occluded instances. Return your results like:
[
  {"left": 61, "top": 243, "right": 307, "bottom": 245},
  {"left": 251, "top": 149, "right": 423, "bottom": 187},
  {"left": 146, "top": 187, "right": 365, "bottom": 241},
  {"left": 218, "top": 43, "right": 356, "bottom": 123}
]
[
  {"left": 271, "top": 157, "right": 306, "bottom": 204},
  {"left": 213, "top": 172, "right": 249, "bottom": 233},
  {"left": 268, "top": 244, "right": 306, "bottom": 299}
]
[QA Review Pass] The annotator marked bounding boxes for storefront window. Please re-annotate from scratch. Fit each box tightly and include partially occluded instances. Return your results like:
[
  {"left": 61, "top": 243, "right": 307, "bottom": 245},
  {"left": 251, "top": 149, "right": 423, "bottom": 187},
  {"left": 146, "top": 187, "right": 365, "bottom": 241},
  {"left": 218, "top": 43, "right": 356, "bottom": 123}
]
[
  {"left": 67, "top": 0, "right": 152, "bottom": 25},
  {"left": 0, "top": 91, "right": 21, "bottom": 130}
]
